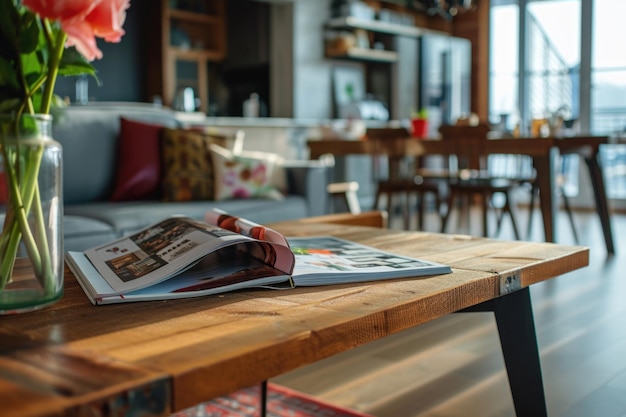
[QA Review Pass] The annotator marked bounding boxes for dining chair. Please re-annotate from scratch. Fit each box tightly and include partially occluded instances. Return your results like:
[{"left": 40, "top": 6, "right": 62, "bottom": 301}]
[
  {"left": 366, "top": 127, "right": 445, "bottom": 230},
  {"left": 525, "top": 153, "right": 579, "bottom": 243},
  {"left": 438, "top": 124, "right": 526, "bottom": 239}
]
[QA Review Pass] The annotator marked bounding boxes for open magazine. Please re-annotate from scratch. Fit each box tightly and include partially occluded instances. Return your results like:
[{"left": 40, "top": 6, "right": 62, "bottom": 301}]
[{"left": 66, "top": 209, "right": 452, "bottom": 305}]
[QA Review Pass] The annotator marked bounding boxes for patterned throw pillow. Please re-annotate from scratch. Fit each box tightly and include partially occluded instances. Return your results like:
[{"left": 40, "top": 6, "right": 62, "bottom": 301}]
[
  {"left": 209, "top": 144, "right": 286, "bottom": 201},
  {"left": 161, "top": 128, "right": 221, "bottom": 202}
]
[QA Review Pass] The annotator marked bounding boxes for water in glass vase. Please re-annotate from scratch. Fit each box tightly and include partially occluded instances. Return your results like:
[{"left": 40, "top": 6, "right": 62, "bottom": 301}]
[{"left": 0, "top": 114, "right": 63, "bottom": 314}]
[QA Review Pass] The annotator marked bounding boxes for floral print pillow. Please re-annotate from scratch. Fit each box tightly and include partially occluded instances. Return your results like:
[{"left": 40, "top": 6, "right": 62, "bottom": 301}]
[{"left": 209, "top": 144, "right": 285, "bottom": 201}]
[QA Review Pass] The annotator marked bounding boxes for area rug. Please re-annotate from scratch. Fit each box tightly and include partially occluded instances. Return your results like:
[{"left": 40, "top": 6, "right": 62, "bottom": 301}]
[{"left": 171, "top": 382, "right": 374, "bottom": 417}]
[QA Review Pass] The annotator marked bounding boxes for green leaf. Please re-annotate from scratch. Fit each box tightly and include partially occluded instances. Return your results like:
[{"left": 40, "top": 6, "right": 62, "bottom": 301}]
[
  {"left": 30, "top": 90, "right": 42, "bottom": 112},
  {"left": 17, "top": 11, "right": 40, "bottom": 54},
  {"left": 58, "top": 47, "right": 98, "bottom": 79},
  {"left": 24, "top": 71, "right": 45, "bottom": 92},
  {"left": 21, "top": 51, "right": 45, "bottom": 79},
  {"left": 0, "top": 0, "right": 19, "bottom": 39},
  {"left": 35, "top": 40, "right": 49, "bottom": 66},
  {"left": 0, "top": 0, "right": 20, "bottom": 61},
  {"left": 0, "top": 98, "right": 22, "bottom": 113},
  {"left": 0, "top": 55, "right": 20, "bottom": 90},
  {"left": 58, "top": 61, "right": 98, "bottom": 78}
]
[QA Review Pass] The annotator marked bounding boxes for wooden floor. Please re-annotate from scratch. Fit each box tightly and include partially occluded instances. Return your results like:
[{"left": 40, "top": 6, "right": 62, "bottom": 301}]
[{"left": 273, "top": 206, "right": 626, "bottom": 417}]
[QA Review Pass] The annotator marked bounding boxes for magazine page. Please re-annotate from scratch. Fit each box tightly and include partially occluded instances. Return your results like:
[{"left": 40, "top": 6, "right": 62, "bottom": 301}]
[
  {"left": 84, "top": 216, "right": 290, "bottom": 295},
  {"left": 288, "top": 236, "right": 452, "bottom": 286},
  {"left": 204, "top": 208, "right": 294, "bottom": 274},
  {"left": 67, "top": 250, "right": 291, "bottom": 305}
]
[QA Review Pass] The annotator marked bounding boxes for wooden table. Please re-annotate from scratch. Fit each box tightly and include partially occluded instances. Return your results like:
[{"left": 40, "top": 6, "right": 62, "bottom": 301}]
[
  {"left": 308, "top": 135, "right": 615, "bottom": 254},
  {"left": 0, "top": 221, "right": 589, "bottom": 417}
]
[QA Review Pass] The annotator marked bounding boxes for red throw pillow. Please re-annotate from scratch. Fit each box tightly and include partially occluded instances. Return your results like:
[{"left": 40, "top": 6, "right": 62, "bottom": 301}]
[{"left": 110, "top": 117, "right": 164, "bottom": 201}]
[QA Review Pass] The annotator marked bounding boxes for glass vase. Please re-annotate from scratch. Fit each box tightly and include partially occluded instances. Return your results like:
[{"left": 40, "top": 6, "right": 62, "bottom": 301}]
[{"left": 0, "top": 114, "right": 63, "bottom": 314}]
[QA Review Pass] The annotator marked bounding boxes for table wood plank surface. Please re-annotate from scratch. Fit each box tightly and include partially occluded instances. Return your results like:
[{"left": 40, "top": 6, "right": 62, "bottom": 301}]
[{"left": 0, "top": 222, "right": 589, "bottom": 417}]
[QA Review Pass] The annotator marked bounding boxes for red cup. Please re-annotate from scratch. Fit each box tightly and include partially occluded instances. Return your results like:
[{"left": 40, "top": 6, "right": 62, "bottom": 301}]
[{"left": 411, "top": 118, "right": 428, "bottom": 138}]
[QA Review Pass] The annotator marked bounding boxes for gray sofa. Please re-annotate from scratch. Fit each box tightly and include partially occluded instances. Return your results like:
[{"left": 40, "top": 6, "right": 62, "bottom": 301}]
[{"left": 54, "top": 103, "right": 330, "bottom": 251}]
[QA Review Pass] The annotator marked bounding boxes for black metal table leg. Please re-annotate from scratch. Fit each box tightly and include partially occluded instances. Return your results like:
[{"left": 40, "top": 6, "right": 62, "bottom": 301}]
[
  {"left": 260, "top": 380, "right": 268, "bottom": 417},
  {"left": 461, "top": 287, "right": 547, "bottom": 417}
]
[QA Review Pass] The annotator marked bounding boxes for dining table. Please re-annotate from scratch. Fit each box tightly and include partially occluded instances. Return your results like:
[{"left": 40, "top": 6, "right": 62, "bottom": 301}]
[{"left": 308, "top": 134, "right": 615, "bottom": 254}]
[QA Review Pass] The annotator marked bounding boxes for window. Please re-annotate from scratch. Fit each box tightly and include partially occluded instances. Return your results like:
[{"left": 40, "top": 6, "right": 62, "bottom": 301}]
[
  {"left": 490, "top": 0, "right": 626, "bottom": 202},
  {"left": 490, "top": 0, "right": 580, "bottom": 130},
  {"left": 591, "top": 0, "right": 626, "bottom": 134},
  {"left": 489, "top": 1, "right": 519, "bottom": 130}
]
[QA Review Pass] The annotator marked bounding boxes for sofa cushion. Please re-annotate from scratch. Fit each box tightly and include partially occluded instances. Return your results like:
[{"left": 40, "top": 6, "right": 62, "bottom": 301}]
[
  {"left": 110, "top": 117, "right": 164, "bottom": 201},
  {"left": 161, "top": 128, "right": 217, "bottom": 202},
  {"left": 210, "top": 144, "right": 286, "bottom": 201},
  {"left": 54, "top": 103, "right": 180, "bottom": 204},
  {"left": 64, "top": 197, "right": 309, "bottom": 237},
  {"left": 63, "top": 215, "right": 118, "bottom": 252}
]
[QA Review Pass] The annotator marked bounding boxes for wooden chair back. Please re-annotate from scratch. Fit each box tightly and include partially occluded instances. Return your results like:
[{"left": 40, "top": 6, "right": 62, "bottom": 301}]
[
  {"left": 365, "top": 127, "right": 411, "bottom": 140},
  {"left": 365, "top": 127, "right": 413, "bottom": 181},
  {"left": 439, "top": 123, "right": 490, "bottom": 170},
  {"left": 438, "top": 123, "right": 490, "bottom": 140}
]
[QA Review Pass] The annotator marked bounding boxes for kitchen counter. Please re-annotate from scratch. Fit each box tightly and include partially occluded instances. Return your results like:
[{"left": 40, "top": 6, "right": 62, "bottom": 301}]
[{"left": 174, "top": 113, "right": 395, "bottom": 159}]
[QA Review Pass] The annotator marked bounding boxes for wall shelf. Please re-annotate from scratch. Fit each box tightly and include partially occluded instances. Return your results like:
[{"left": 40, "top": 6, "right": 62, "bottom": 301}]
[
  {"left": 325, "top": 16, "right": 423, "bottom": 37},
  {"left": 169, "top": 8, "right": 222, "bottom": 24},
  {"left": 323, "top": 14, "right": 437, "bottom": 64},
  {"left": 325, "top": 47, "right": 398, "bottom": 63},
  {"left": 170, "top": 47, "right": 224, "bottom": 61}
]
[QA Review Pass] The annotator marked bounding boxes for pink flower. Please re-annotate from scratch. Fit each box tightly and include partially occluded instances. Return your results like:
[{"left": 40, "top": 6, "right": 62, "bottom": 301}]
[{"left": 22, "top": 0, "right": 130, "bottom": 61}]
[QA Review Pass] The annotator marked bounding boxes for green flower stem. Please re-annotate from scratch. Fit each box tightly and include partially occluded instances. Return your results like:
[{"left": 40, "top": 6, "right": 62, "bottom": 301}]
[
  {"left": 0, "top": 140, "right": 45, "bottom": 289},
  {"left": 0, "top": 207, "right": 18, "bottom": 289},
  {"left": 40, "top": 26, "right": 66, "bottom": 114},
  {"left": 31, "top": 174, "right": 54, "bottom": 294}
]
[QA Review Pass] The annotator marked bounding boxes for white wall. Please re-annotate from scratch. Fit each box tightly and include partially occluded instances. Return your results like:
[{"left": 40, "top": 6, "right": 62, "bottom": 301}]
[
  {"left": 292, "top": 0, "right": 334, "bottom": 119},
  {"left": 270, "top": 0, "right": 342, "bottom": 120}
]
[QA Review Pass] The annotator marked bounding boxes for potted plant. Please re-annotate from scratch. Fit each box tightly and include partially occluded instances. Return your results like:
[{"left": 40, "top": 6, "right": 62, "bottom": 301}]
[{"left": 410, "top": 108, "right": 429, "bottom": 138}]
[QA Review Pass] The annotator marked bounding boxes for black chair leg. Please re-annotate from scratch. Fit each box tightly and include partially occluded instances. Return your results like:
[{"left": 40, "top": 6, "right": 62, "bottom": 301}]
[
  {"left": 402, "top": 190, "right": 410, "bottom": 230},
  {"left": 441, "top": 190, "right": 456, "bottom": 233},
  {"left": 434, "top": 193, "right": 443, "bottom": 229},
  {"left": 504, "top": 190, "right": 521, "bottom": 240},
  {"left": 494, "top": 196, "right": 506, "bottom": 236},
  {"left": 482, "top": 193, "right": 489, "bottom": 237},
  {"left": 561, "top": 190, "right": 579, "bottom": 244},
  {"left": 527, "top": 182, "right": 579, "bottom": 244},
  {"left": 495, "top": 209, "right": 507, "bottom": 237},
  {"left": 526, "top": 184, "right": 538, "bottom": 240}
]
